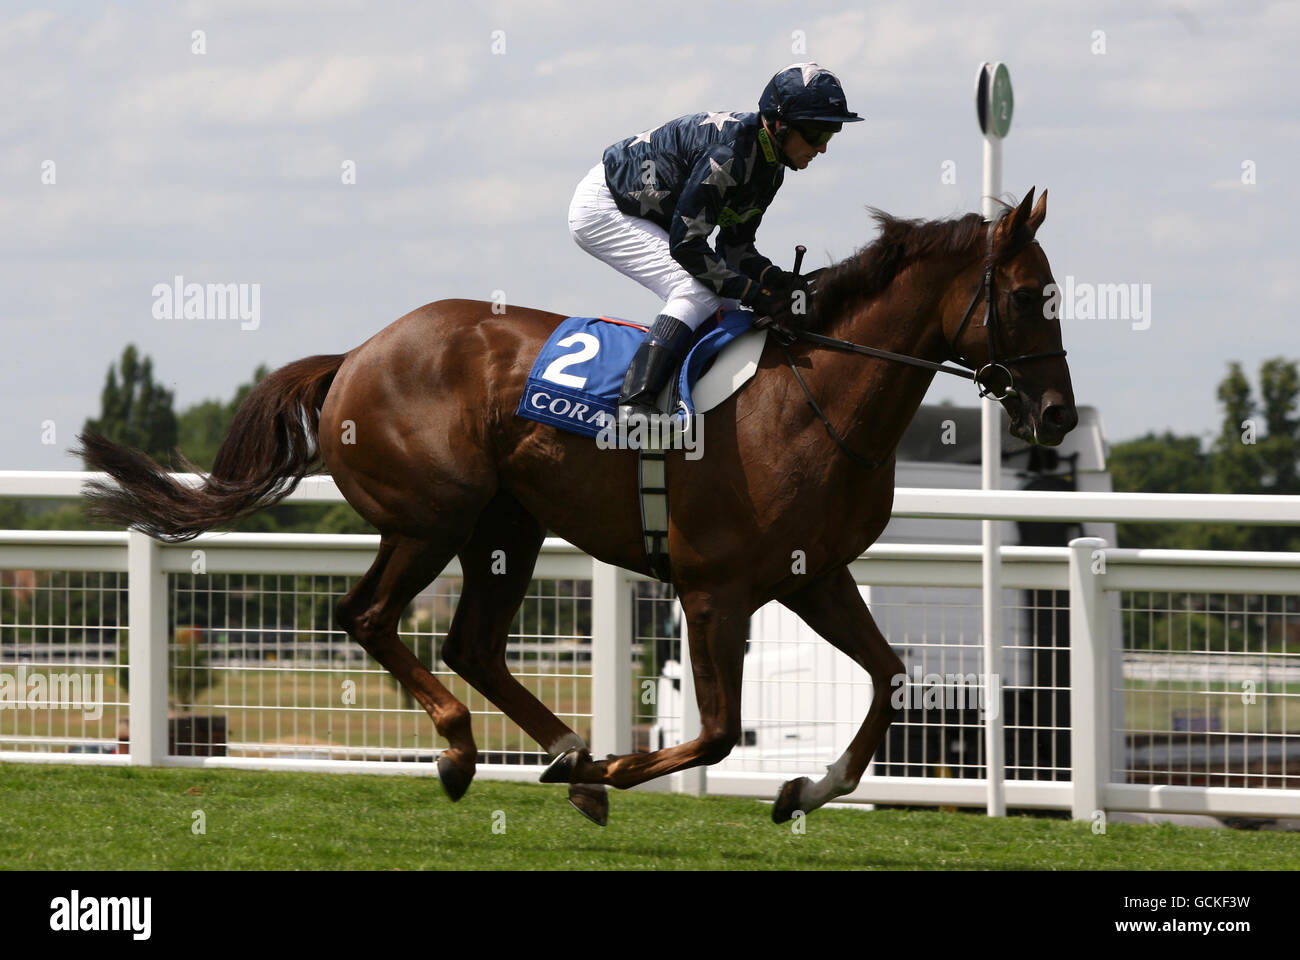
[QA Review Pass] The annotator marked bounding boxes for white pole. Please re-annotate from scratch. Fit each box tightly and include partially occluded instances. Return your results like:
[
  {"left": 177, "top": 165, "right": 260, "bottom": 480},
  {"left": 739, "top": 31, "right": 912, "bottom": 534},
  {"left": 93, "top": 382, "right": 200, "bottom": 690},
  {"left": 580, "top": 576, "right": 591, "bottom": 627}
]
[
  {"left": 591, "top": 559, "right": 632, "bottom": 759},
  {"left": 981, "top": 116, "right": 1006, "bottom": 818},
  {"left": 127, "top": 529, "right": 168, "bottom": 765},
  {"left": 981, "top": 137, "right": 1001, "bottom": 222},
  {"left": 1068, "top": 537, "right": 1109, "bottom": 821}
]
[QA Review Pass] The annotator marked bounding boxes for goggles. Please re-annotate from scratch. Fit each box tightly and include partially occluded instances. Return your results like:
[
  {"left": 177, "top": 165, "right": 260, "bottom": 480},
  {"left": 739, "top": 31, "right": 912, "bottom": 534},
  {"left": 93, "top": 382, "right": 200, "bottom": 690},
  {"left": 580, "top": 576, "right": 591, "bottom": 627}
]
[{"left": 791, "top": 122, "right": 839, "bottom": 146}]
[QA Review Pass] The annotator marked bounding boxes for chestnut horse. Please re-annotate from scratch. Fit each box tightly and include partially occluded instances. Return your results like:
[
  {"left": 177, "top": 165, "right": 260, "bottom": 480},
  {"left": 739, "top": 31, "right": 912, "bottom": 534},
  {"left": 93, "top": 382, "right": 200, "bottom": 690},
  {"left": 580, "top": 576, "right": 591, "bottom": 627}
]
[{"left": 77, "top": 188, "right": 1075, "bottom": 826}]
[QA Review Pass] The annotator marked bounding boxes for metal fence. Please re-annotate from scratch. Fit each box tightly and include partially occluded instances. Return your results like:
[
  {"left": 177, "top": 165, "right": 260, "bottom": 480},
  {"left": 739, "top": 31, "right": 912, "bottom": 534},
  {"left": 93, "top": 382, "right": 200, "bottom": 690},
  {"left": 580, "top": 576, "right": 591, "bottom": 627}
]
[{"left": 1, "top": 472, "right": 1298, "bottom": 821}]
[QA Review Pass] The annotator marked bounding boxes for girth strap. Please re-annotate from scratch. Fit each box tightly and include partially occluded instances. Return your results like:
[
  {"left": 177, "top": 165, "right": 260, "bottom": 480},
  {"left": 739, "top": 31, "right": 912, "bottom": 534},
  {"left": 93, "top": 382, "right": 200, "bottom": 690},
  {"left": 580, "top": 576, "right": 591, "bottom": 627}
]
[{"left": 638, "top": 450, "right": 672, "bottom": 581}]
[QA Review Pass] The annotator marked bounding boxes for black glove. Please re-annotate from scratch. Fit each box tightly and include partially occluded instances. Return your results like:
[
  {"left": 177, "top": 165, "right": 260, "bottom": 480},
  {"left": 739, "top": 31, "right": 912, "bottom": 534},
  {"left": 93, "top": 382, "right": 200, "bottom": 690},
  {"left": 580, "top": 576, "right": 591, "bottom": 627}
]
[
  {"left": 742, "top": 283, "right": 799, "bottom": 328},
  {"left": 759, "top": 266, "right": 807, "bottom": 296},
  {"left": 742, "top": 289, "right": 803, "bottom": 346}
]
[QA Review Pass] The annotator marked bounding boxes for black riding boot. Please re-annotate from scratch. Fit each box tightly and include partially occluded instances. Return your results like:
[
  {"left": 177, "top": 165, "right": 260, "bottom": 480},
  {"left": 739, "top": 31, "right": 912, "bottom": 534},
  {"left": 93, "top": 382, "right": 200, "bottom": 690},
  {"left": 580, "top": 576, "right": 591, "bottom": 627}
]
[{"left": 616, "top": 314, "right": 693, "bottom": 425}]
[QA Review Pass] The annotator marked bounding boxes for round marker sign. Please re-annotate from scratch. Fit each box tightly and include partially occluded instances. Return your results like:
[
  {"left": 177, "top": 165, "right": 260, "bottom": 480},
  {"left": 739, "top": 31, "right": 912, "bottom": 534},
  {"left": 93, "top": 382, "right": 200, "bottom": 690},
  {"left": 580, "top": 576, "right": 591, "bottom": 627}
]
[{"left": 975, "top": 62, "right": 1014, "bottom": 138}]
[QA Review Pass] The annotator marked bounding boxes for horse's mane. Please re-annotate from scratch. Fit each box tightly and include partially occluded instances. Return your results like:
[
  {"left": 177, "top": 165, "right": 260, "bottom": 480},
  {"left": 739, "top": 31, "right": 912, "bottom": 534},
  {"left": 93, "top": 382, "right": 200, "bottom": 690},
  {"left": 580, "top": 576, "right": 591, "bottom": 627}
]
[{"left": 813, "top": 209, "right": 990, "bottom": 326}]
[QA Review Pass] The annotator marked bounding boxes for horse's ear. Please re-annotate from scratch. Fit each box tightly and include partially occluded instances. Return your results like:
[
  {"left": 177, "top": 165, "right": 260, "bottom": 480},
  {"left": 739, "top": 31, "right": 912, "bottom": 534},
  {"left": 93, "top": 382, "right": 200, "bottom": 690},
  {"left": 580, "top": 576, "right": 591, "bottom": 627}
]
[
  {"left": 1014, "top": 186, "right": 1036, "bottom": 223},
  {"left": 992, "top": 186, "right": 1037, "bottom": 257},
  {"left": 1026, "top": 188, "right": 1047, "bottom": 237}
]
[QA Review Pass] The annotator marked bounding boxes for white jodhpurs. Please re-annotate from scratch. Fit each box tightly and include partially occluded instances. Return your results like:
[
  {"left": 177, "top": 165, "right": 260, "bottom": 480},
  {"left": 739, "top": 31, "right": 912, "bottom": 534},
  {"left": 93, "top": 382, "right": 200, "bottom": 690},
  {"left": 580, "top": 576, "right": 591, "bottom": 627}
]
[{"left": 567, "top": 163, "right": 739, "bottom": 331}]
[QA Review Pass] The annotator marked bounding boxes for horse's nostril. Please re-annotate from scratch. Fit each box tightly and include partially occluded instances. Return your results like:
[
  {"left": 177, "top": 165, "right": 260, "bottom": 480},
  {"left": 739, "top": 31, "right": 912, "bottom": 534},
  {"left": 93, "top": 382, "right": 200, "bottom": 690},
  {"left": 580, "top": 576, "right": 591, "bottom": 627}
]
[{"left": 1042, "top": 404, "right": 1075, "bottom": 431}]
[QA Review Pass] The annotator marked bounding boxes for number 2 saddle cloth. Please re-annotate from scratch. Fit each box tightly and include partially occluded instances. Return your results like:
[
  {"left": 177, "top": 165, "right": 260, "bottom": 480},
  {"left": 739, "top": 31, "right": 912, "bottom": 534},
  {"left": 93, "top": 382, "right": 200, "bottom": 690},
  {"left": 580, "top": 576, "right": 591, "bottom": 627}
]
[{"left": 515, "top": 308, "right": 763, "bottom": 438}]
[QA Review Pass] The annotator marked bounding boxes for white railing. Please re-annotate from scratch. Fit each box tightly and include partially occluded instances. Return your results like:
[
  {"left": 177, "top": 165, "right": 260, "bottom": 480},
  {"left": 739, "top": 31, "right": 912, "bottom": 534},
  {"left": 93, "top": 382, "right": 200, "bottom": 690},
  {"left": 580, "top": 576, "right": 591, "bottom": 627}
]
[
  {"left": 7, "top": 468, "right": 1300, "bottom": 522},
  {"left": 1, "top": 471, "right": 1298, "bottom": 820}
]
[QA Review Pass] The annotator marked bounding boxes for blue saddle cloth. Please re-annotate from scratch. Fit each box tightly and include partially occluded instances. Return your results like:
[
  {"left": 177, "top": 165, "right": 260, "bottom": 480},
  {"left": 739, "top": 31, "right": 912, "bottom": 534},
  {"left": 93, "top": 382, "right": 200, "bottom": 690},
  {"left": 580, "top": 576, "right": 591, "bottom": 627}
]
[{"left": 515, "top": 308, "right": 754, "bottom": 439}]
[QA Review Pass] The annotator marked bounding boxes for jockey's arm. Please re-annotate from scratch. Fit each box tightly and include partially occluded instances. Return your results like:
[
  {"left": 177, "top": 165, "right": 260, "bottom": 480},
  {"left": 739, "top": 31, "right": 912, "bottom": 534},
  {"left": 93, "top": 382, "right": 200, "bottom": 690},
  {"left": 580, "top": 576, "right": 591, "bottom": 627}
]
[
  {"left": 715, "top": 214, "right": 776, "bottom": 288},
  {"left": 666, "top": 144, "right": 759, "bottom": 303}
]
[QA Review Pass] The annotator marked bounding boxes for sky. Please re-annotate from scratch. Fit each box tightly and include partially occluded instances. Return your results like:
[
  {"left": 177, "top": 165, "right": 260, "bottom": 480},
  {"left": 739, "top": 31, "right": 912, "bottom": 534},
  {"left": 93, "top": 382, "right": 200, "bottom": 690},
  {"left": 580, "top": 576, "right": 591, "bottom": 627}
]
[{"left": 2, "top": 0, "right": 1297, "bottom": 469}]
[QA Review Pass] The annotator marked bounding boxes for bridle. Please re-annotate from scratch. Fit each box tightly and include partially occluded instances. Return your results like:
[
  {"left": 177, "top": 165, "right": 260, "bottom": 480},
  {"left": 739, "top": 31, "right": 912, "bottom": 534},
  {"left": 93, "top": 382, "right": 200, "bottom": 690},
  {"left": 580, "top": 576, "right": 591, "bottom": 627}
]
[
  {"left": 946, "top": 224, "right": 1066, "bottom": 402},
  {"left": 776, "top": 216, "right": 1067, "bottom": 467}
]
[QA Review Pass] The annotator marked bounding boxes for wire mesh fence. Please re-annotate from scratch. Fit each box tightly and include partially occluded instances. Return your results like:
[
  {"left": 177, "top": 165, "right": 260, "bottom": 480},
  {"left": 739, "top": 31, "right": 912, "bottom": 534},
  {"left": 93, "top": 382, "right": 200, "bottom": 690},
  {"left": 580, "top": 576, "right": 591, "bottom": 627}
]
[
  {"left": 163, "top": 572, "right": 596, "bottom": 764},
  {"left": 0, "top": 569, "right": 127, "bottom": 753},
  {"left": 2, "top": 534, "right": 1298, "bottom": 817},
  {"left": 1118, "top": 589, "right": 1299, "bottom": 790},
  {"left": 709, "top": 586, "right": 1073, "bottom": 783}
]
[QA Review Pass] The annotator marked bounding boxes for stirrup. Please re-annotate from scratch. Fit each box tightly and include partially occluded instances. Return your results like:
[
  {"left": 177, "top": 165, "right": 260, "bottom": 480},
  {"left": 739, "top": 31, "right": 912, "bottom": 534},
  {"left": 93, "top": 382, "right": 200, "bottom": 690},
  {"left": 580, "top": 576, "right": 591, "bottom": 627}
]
[{"left": 616, "top": 401, "right": 665, "bottom": 451}]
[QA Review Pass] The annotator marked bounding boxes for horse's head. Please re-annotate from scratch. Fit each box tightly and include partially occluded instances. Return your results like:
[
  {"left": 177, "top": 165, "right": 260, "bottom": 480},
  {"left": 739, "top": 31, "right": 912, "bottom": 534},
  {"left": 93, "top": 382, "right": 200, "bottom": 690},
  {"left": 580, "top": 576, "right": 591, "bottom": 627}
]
[{"left": 943, "top": 188, "right": 1077, "bottom": 446}]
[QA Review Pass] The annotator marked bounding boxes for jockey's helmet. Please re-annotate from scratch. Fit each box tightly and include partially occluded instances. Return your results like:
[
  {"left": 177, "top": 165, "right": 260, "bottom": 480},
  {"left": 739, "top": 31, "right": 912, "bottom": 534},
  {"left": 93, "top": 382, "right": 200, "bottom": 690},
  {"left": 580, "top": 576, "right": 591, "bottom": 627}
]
[{"left": 758, "top": 63, "right": 863, "bottom": 168}]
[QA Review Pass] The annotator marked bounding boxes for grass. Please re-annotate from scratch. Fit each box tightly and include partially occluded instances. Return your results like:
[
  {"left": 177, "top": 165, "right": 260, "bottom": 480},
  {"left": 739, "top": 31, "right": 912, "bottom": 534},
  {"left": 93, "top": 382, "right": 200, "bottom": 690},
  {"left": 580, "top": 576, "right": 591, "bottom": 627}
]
[{"left": 2, "top": 763, "right": 1299, "bottom": 870}]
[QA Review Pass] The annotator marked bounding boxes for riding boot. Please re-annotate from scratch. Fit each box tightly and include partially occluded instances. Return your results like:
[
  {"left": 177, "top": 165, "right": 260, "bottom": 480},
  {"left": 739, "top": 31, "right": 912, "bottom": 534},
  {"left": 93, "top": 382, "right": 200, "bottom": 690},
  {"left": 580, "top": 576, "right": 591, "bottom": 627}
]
[{"left": 616, "top": 314, "right": 693, "bottom": 427}]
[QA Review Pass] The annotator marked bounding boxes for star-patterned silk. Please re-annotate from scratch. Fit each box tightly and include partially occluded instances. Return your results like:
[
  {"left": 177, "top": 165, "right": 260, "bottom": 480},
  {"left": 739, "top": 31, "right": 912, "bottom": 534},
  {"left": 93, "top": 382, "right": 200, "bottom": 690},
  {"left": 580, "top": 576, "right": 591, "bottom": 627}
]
[{"left": 601, "top": 111, "right": 785, "bottom": 301}]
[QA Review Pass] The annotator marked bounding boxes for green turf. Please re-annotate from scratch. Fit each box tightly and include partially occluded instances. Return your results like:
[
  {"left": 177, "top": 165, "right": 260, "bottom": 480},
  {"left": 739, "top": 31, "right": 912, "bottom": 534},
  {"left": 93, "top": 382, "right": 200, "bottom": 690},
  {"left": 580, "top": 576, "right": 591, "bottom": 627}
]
[{"left": 2, "top": 763, "right": 1298, "bottom": 870}]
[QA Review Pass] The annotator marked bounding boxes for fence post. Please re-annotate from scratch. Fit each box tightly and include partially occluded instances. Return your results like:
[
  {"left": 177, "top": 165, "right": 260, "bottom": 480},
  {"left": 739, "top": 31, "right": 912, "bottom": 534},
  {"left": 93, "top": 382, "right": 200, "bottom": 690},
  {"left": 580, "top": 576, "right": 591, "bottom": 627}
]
[
  {"left": 1068, "top": 536, "right": 1109, "bottom": 822},
  {"left": 590, "top": 559, "right": 632, "bottom": 759},
  {"left": 127, "top": 529, "right": 168, "bottom": 765},
  {"left": 981, "top": 519, "right": 1006, "bottom": 817}
]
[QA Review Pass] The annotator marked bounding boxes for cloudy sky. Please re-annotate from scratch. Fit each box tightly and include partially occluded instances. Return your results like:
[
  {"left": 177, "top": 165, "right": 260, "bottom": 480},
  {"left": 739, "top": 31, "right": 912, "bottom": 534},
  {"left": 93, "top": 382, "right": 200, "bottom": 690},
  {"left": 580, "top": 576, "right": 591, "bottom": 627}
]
[{"left": 3, "top": 0, "right": 1295, "bottom": 469}]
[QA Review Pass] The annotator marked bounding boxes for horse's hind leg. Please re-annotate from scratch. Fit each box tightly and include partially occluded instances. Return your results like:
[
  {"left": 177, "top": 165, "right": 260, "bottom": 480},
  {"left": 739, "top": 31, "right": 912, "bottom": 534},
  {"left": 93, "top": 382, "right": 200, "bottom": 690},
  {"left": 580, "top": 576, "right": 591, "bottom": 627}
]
[
  {"left": 542, "top": 583, "right": 748, "bottom": 792},
  {"left": 772, "top": 565, "right": 905, "bottom": 822},
  {"left": 439, "top": 492, "right": 610, "bottom": 825},
  {"left": 337, "top": 533, "right": 479, "bottom": 800}
]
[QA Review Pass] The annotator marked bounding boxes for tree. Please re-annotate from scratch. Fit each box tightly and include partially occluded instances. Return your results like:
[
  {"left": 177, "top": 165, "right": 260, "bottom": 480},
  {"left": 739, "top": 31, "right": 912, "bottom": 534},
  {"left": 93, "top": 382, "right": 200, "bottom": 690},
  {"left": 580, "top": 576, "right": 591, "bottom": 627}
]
[
  {"left": 1257, "top": 357, "right": 1300, "bottom": 496},
  {"left": 1108, "top": 358, "right": 1300, "bottom": 551},
  {"left": 177, "top": 365, "right": 269, "bottom": 471},
  {"left": 1208, "top": 359, "right": 1300, "bottom": 551},
  {"left": 81, "top": 344, "right": 179, "bottom": 468},
  {"left": 1211, "top": 361, "right": 1260, "bottom": 501},
  {"left": 1110, "top": 359, "right": 1300, "bottom": 654},
  {"left": 1107, "top": 431, "right": 1211, "bottom": 549}
]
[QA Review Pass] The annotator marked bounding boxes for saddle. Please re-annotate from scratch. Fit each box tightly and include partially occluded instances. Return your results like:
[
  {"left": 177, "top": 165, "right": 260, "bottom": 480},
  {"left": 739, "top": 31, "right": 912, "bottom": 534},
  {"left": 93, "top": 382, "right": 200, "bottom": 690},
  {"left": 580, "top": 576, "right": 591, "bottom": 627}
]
[
  {"left": 516, "top": 309, "right": 766, "bottom": 436},
  {"left": 516, "top": 309, "right": 769, "bottom": 580}
]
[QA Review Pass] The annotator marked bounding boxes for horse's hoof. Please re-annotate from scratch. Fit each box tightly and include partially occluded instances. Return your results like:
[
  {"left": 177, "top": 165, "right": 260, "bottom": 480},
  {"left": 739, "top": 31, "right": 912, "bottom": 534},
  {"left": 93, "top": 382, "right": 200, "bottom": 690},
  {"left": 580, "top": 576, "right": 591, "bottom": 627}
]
[
  {"left": 567, "top": 783, "right": 609, "bottom": 826},
  {"left": 437, "top": 752, "right": 474, "bottom": 802},
  {"left": 539, "top": 746, "right": 588, "bottom": 784},
  {"left": 772, "top": 777, "right": 811, "bottom": 824}
]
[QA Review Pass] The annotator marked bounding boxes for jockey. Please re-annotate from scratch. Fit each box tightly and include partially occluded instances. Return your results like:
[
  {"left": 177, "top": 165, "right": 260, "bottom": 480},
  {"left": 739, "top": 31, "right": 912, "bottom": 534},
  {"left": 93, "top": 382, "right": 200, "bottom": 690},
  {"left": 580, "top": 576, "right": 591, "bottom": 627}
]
[{"left": 567, "top": 62, "right": 864, "bottom": 428}]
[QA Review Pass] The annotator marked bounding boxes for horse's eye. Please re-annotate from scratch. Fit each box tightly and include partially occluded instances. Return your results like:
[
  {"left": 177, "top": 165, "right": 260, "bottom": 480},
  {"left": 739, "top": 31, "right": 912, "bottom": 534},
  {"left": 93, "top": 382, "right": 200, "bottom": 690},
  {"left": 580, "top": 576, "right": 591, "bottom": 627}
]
[{"left": 1012, "top": 288, "right": 1038, "bottom": 307}]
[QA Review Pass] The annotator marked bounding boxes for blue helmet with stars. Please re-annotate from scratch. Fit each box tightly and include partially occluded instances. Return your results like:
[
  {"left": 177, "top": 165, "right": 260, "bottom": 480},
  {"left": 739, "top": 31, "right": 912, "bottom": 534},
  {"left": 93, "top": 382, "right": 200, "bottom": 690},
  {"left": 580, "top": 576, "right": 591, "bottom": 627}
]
[{"left": 759, "top": 63, "right": 864, "bottom": 127}]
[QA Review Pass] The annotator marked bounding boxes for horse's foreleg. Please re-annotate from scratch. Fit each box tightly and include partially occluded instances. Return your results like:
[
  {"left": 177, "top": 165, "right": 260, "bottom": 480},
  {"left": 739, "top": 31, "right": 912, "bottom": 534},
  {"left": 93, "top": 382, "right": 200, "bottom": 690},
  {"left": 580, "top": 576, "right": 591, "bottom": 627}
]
[
  {"left": 549, "top": 587, "right": 747, "bottom": 791},
  {"left": 338, "top": 534, "right": 479, "bottom": 801},
  {"left": 772, "top": 566, "right": 905, "bottom": 822},
  {"left": 440, "top": 494, "right": 610, "bottom": 824}
]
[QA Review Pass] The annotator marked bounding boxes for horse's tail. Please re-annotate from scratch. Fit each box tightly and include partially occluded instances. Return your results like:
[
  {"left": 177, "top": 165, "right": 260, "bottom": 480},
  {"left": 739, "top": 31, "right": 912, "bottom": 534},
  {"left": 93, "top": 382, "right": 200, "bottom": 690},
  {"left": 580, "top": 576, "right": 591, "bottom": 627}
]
[{"left": 76, "top": 353, "right": 347, "bottom": 542}]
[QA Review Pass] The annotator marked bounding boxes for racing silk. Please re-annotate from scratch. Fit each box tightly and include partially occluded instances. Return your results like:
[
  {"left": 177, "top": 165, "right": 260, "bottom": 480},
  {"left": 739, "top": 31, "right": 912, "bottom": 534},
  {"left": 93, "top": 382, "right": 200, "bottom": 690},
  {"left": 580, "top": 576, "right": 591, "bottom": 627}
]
[{"left": 602, "top": 111, "right": 784, "bottom": 301}]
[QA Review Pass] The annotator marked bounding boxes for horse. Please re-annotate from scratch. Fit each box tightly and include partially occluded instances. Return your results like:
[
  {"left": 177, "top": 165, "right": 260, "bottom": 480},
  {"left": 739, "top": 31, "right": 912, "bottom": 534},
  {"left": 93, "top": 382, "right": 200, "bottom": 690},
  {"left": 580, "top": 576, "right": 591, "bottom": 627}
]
[{"left": 76, "top": 187, "right": 1075, "bottom": 826}]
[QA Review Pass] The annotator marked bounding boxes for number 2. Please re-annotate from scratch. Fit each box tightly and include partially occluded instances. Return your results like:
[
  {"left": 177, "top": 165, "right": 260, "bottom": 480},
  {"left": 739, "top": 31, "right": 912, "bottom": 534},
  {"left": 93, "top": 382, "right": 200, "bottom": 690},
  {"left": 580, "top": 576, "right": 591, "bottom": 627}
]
[{"left": 541, "top": 333, "right": 600, "bottom": 388}]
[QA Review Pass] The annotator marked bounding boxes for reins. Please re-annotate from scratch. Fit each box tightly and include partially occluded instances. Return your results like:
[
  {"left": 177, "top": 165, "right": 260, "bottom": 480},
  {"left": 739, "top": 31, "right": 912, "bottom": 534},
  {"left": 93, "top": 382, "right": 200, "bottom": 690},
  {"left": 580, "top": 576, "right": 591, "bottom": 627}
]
[{"left": 774, "top": 217, "right": 1066, "bottom": 468}]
